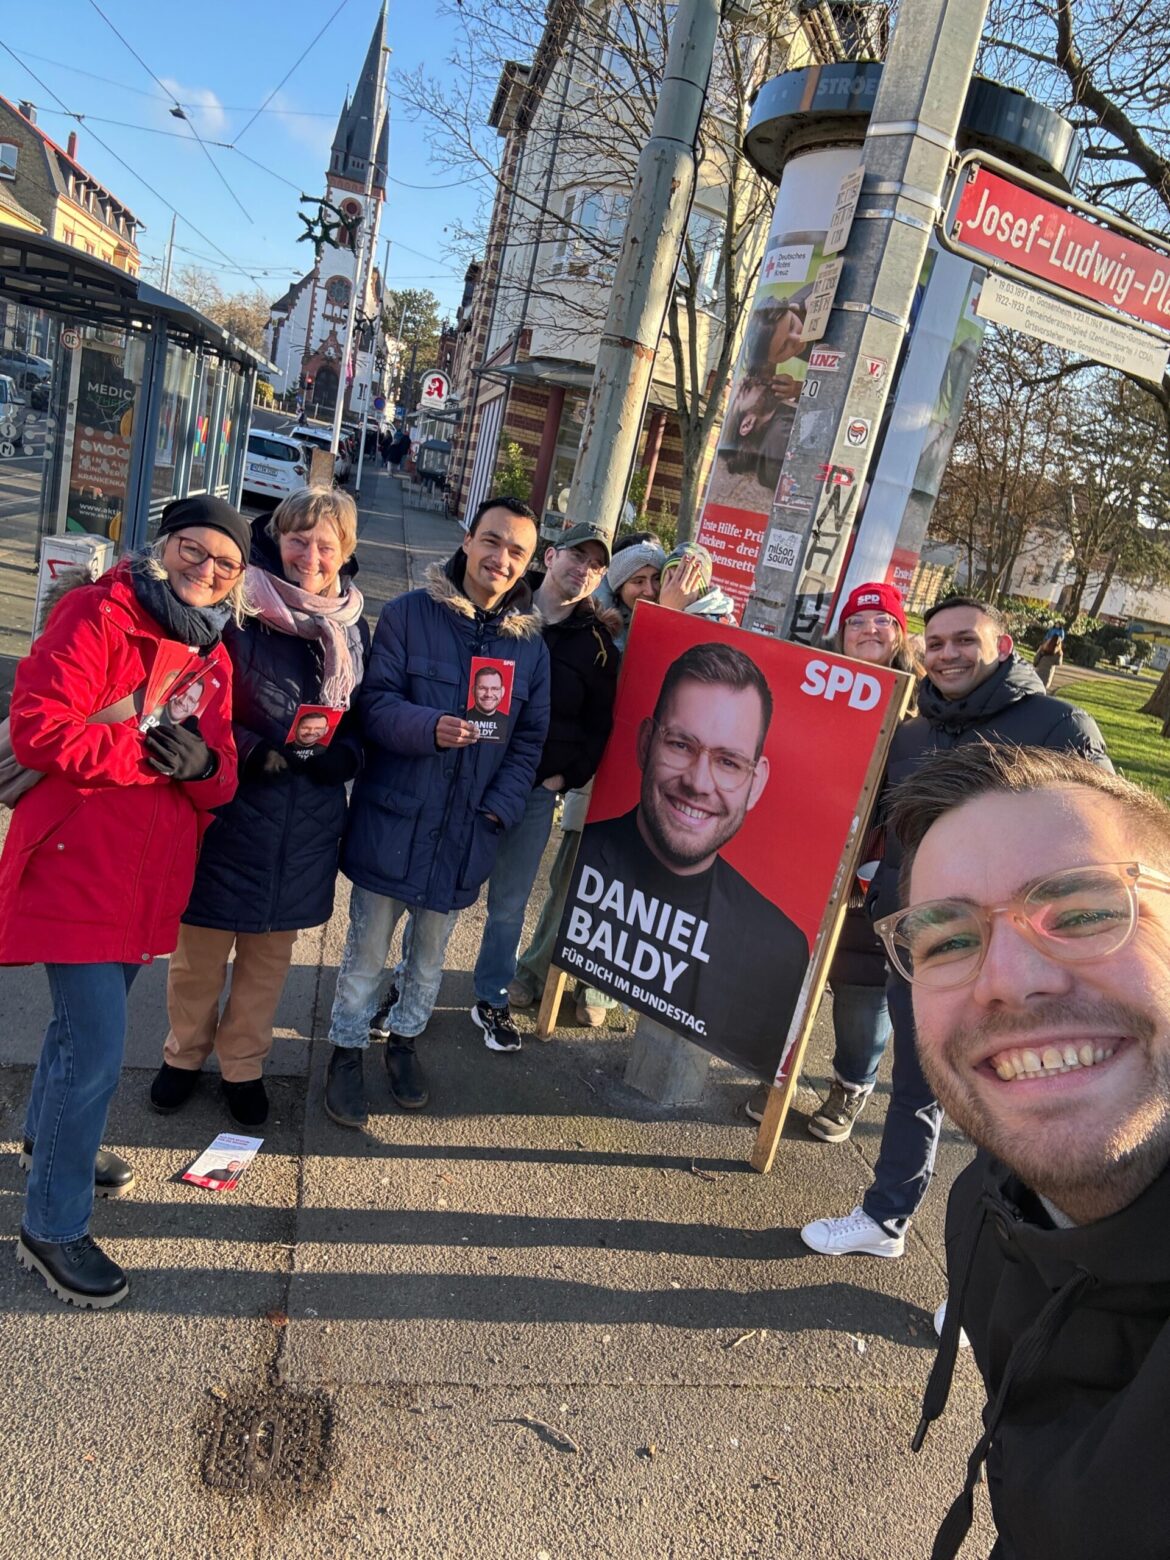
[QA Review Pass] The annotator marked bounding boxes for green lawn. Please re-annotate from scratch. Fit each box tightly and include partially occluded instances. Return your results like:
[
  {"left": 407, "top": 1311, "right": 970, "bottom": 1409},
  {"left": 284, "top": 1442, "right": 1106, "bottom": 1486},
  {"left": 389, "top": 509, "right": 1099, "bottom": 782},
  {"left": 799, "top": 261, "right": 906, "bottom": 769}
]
[{"left": 1058, "top": 676, "right": 1170, "bottom": 801}]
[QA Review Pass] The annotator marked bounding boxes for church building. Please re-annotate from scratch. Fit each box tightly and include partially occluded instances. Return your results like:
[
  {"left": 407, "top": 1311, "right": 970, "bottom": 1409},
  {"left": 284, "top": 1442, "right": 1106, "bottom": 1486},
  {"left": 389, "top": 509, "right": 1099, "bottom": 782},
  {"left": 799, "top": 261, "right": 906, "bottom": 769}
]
[{"left": 266, "top": 7, "right": 388, "bottom": 419}]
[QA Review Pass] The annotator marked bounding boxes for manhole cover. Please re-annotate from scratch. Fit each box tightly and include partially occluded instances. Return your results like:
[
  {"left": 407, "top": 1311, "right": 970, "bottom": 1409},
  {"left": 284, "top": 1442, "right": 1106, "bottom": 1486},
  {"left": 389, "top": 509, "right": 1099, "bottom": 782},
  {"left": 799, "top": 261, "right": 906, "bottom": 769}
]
[{"left": 202, "top": 1387, "right": 331, "bottom": 1497}]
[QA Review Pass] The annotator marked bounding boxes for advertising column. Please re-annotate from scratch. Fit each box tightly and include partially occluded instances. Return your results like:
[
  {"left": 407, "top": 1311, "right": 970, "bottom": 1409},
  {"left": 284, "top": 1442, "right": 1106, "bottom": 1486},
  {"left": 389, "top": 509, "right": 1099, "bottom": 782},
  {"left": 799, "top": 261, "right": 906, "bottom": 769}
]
[
  {"left": 695, "top": 146, "right": 862, "bottom": 620},
  {"left": 833, "top": 239, "right": 987, "bottom": 612}
]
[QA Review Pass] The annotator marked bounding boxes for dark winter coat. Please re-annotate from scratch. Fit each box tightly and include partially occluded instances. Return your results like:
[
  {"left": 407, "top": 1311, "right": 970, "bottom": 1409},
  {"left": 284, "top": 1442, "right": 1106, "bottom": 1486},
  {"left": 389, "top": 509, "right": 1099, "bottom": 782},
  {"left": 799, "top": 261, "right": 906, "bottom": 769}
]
[
  {"left": 870, "top": 656, "right": 1110, "bottom": 920},
  {"left": 918, "top": 1152, "right": 1170, "bottom": 1559},
  {"left": 181, "top": 592, "right": 370, "bottom": 934},
  {"left": 0, "top": 562, "right": 237, "bottom": 965},
  {"left": 341, "top": 554, "right": 550, "bottom": 914},
  {"left": 527, "top": 572, "right": 620, "bottom": 790}
]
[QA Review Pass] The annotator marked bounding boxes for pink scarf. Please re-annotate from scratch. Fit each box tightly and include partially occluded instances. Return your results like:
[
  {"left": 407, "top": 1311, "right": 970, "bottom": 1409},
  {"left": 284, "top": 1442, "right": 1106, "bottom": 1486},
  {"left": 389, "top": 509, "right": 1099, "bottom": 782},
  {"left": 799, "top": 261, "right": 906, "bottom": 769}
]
[{"left": 245, "top": 567, "right": 365, "bottom": 708}]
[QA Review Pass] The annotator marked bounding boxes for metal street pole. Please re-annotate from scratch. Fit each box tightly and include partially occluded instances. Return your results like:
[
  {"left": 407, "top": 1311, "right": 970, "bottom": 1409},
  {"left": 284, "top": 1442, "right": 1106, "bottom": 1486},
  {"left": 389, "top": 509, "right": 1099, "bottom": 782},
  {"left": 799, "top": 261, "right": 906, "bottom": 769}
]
[
  {"left": 741, "top": 0, "right": 991, "bottom": 641},
  {"left": 331, "top": 19, "right": 389, "bottom": 457},
  {"left": 354, "top": 237, "right": 392, "bottom": 496},
  {"left": 561, "top": 0, "right": 721, "bottom": 541}
]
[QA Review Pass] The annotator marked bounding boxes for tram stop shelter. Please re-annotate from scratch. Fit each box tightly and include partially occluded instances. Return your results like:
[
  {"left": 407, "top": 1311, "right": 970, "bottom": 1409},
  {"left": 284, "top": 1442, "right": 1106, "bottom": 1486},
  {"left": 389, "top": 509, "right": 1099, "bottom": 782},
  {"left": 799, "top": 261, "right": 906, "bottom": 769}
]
[{"left": 0, "top": 230, "right": 271, "bottom": 687}]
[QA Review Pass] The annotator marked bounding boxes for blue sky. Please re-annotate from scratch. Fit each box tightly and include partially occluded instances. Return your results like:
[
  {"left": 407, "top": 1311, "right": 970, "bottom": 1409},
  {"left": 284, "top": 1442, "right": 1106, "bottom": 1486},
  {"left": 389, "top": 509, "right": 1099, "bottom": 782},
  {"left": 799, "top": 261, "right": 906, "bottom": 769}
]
[{"left": 0, "top": 0, "right": 488, "bottom": 316}]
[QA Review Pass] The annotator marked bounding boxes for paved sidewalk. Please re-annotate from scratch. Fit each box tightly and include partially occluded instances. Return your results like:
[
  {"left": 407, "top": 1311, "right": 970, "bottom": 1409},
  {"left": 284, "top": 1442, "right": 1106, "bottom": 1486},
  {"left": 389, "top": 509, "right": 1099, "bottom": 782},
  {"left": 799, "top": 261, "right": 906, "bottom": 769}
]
[{"left": 0, "top": 478, "right": 995, "bottom": 1559}]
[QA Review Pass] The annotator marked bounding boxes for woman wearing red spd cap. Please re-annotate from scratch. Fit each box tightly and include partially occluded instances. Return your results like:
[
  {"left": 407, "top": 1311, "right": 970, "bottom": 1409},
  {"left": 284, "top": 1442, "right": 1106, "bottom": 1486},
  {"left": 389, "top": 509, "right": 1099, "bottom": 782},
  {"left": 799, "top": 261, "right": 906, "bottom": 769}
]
[{"left": 746, "top": 582, "right": 920, "bottom": 1138}]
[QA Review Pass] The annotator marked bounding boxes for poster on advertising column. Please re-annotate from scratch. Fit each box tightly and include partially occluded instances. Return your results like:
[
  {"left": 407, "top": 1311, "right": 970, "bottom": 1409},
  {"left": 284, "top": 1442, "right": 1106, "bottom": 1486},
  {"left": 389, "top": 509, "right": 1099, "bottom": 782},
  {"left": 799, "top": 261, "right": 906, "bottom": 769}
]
[
  {"left": 695, "top": 145, "right": 862, "bottom": 619},
  {"left": 552, "top": 603, "right": 910, "bottom": 1088}
]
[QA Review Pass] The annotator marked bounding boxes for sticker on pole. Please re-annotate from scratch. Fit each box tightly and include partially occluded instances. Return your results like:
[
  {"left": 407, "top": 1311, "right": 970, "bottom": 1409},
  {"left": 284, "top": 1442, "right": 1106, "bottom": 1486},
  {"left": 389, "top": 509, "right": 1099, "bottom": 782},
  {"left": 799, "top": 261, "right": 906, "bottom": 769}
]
[
  {"left": 763, "top": 528, "right": 802, "bottom": 571},
  {"left": 800, "top": 260, "right": 844, "bottom": 343},
  {"left": 845, "top": 417, "right": 871, "bottom": 447}
]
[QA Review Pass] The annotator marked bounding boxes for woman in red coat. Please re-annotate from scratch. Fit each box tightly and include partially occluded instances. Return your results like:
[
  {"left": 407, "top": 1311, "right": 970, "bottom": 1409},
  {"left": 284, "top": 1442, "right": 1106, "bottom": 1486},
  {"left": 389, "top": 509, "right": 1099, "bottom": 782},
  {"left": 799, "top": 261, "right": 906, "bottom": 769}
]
[{"left": 0, "top": 494, "right": 246, "bottom": 1310}]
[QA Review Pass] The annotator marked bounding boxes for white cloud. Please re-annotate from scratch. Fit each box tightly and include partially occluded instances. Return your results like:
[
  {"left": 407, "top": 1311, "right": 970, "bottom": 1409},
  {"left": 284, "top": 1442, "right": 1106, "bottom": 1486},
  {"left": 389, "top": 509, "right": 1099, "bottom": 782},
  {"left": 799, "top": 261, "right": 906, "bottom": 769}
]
[
  {"left": 159, "top": 78, "right": 227, "bottom": 138},
  {"left": 266, "top": 89, "right": 334, "bottom": 163}
]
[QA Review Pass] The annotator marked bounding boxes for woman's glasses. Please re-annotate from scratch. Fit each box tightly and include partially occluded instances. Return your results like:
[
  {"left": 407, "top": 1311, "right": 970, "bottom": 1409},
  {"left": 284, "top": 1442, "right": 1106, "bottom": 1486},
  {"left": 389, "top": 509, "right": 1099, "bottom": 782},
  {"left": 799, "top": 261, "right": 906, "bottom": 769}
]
[{"left": 172, "top": 536, "right": 244, "bottom": 581}]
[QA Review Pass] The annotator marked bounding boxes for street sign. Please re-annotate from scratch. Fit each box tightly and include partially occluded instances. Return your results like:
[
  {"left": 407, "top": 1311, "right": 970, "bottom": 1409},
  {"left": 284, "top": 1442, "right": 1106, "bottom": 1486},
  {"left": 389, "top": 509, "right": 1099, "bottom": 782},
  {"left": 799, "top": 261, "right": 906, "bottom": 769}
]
[
  {"left": 420, "top": 370, "right": 450, "bottom": 408},
  {"left": 373, "top": 395, "right": 386, "bottom": 410},
  {"left": 61, "top": 328, "right": 81, "bottom": 350},
  {"left": 941, "top": 152, "right": 1170, "bottom": 340},
  {"left": 975, "top": 273, "right": 1170, "bottom": 384},
  {"left": 823, "top": 165, "right": 865, "bottom": 257}
]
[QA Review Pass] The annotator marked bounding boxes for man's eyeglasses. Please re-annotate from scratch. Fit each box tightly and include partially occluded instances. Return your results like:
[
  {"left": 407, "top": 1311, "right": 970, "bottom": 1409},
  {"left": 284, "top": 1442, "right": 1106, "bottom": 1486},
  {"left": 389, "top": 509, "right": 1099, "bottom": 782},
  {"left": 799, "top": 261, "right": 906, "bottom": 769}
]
[
  {"left": 564, "top": 545, "right": 608, "bottom": 575},
  {"left": 650, "top": 718, "right": 758, "bottom": 790},
  {"left": 172, "top": 536, "right": 245, "bottom": 581},
  {"left": 844, "top": 612, "right": 896, "bottom": 630},
  {"left": 875, "top": 861, "right": 1170, "bottom": 989}
]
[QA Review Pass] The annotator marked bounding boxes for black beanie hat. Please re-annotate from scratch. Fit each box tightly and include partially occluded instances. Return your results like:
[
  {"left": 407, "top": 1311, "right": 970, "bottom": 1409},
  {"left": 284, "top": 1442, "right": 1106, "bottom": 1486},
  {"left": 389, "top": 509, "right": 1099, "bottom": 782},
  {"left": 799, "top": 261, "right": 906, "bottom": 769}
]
[{"left": 158, "top": 495, "right": 251, "bottom": 565}]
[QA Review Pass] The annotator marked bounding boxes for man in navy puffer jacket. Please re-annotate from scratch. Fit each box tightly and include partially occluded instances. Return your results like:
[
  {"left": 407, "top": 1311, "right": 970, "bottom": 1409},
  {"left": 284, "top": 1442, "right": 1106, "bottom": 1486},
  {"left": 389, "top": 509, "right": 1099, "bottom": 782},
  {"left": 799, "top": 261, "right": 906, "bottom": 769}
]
[{"left": 325, "top": 496, "right": 550, "bottom": 1125}]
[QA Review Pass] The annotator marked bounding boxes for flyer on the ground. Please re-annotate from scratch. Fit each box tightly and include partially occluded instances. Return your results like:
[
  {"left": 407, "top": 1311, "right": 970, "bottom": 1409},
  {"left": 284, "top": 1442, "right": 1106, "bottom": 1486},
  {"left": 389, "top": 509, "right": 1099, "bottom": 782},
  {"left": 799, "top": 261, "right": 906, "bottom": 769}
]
[
  {"left": 284, "top": 703, "right": 344, "bottom": 750},
  {"left": 181, "top": 1132, "right": 263, "bottom": 1191},
  {"left": 554, "top": 603, "right": 907, "bottom": 1084},
  {"left": 464, "top": 655, "right": 515, "bottom": 743}
]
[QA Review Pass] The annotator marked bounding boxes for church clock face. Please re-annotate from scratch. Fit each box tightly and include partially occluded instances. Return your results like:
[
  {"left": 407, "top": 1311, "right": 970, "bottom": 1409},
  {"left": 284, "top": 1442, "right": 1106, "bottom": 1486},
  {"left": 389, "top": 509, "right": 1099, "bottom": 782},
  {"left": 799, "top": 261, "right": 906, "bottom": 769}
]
[{"left": 325, "top": 276, "right": 351, "bottom": 308}]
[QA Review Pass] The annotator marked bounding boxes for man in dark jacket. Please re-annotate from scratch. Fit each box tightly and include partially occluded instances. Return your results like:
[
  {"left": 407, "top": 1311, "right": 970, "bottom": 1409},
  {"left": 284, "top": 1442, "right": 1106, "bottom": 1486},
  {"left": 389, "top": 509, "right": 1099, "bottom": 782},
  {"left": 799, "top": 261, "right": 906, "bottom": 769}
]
[
  {"left": 325, "top": 496, "right": 550, "bottom": 1125},
  {"left": 879, "top": 744, "right": 1170, "bottom": 1560},
  {"left": 802, "top": 596, "right": 1110, "bottom": 1259},
  {"left": 470, "top": 522, "right": 619, "bottom": 1051}
]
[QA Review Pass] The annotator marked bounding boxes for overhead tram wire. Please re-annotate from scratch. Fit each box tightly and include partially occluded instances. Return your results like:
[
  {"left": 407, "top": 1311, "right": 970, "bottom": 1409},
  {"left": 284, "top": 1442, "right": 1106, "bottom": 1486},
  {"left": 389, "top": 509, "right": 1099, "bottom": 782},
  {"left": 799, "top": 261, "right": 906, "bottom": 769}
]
[
  {"left": 0, "top": 41, "right": 260, "bottom": 284},
  {"left": 11, "top": 51, "right": 340, "bottom": 117},
  {"left": 84, "top": 0, "right": 252, "bottom": 224},
  {"left": 234, "top": 0, "right": 353, "bottom": 146}
]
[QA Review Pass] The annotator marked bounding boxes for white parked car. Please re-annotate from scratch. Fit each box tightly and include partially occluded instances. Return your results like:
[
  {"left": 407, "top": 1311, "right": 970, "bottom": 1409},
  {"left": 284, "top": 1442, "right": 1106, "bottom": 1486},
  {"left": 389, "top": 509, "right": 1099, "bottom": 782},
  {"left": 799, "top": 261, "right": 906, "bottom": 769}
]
[
  {"left": 291, "top": 424, "right": 350, "bottom": 483},
  {"left": 242, "top": 430, "right": 310, "bottom": 503}
]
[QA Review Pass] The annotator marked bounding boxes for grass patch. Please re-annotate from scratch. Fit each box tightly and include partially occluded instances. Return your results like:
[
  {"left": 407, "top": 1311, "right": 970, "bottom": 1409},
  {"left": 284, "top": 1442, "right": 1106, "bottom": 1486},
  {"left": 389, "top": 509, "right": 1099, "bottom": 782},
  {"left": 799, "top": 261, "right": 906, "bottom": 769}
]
[{"left": 1058, "top": 676, "right": 1170, "bottom": 800}]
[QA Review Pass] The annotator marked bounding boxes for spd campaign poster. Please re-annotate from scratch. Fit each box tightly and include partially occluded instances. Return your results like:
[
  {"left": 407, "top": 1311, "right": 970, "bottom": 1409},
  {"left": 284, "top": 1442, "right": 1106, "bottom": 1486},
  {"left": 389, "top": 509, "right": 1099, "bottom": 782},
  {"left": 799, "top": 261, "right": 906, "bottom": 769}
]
[{"left": 554, "top": 603, "right": 906, "bottom": 1082}]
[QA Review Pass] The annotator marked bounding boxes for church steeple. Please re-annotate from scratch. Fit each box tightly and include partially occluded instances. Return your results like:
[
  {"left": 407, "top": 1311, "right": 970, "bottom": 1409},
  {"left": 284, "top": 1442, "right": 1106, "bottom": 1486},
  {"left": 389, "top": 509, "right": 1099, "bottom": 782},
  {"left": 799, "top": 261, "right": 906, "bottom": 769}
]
[{"left": 329, "top": 5, "right": 388, "bottom": 190}]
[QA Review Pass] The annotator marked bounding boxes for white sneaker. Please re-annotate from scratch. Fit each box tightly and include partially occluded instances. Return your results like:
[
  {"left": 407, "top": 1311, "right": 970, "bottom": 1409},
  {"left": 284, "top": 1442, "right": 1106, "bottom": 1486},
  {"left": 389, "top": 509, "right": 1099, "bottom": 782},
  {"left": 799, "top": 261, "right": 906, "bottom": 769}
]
[
  {"left": 933, "top": 1301, "right": 971, "bottom": 1349},
  {"left": 800, "top": 1206, "right": 905, "bottom": 1259}
]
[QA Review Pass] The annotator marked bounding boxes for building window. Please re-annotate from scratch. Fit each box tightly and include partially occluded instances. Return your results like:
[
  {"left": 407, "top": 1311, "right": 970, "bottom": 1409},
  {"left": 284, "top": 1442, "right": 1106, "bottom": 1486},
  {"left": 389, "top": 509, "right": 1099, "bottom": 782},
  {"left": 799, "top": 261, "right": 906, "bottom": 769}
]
[
  {"left": 0, "top": 143, "right": 16, "bottom": 179},
  {"left": 680, "top": 210, "right": 726, "bottom": 312},
  {"left": 62, "top": 226, "right": 76, "bottom": 245},
  {"left": 324, "top": 275, "right": 352, "bottom": 308},
  {"left": 549, "top": 188, "right": 629, "bottom": 281}
]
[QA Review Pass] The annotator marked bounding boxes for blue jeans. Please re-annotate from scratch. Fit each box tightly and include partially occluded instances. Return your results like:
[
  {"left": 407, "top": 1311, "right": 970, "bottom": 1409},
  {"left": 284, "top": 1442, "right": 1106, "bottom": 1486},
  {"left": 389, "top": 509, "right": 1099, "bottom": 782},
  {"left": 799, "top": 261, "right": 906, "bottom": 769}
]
[
  {"left": 24, "top": 962, "right": 141, "bottom": 1243},
  {"left": 862, "top": 973, "right": 943, "bottom": 1234},
  {"left": 474, "top": 782, "right": 558, "bottom": 1006},
  {"left": 329, "top": 883, "right": 456, "bottom": 1045},
  {"left": 830, "top": 981, "right": 893, "bottom": 1091},
  {"left": 514, "top": 826, "right": 616, "bottom": 1011}
]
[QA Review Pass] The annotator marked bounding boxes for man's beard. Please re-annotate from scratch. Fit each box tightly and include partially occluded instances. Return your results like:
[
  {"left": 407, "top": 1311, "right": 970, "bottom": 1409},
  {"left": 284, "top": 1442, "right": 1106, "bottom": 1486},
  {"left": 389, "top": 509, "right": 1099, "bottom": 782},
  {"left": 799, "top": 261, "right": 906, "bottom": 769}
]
[
  {"left": 639, "top": 779, "right": 745, "bottom": 870},
  {"left": 919, "top": 995, "right": 1170, "bottom": 1223}
]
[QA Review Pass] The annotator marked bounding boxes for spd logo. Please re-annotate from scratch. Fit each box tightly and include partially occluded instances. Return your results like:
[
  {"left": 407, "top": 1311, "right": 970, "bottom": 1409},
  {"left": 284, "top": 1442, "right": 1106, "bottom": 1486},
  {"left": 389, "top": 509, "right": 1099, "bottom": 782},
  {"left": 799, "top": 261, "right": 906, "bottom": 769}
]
[{"left": 799, "top": 659, "right": 882, "bottom": 710}]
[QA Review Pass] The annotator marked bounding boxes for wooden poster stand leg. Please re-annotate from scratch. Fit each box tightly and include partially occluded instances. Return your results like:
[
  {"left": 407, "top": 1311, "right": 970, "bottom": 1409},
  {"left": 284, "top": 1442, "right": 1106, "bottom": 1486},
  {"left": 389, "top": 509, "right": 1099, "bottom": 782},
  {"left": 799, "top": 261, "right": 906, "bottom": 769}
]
[
  {"left": 535, "top": 965, "right": 568, "bottom": 1041},
  {"left": 750, "top": 1026, "right": 817, "bottom": 1173}
]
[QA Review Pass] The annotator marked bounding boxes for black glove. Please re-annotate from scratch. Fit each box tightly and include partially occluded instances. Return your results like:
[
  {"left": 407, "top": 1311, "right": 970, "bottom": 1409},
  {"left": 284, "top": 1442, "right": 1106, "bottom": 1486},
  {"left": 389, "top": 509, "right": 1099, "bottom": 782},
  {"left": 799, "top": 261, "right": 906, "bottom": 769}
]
[
  {"left": 145, "top": 723, "right": 215, "bottom": 782},
  {"left": 292, "top": 742, "right": 361, "bottom": 787},
  {"left": 243, "top": 741, "right": 292, "bottom": 782}
]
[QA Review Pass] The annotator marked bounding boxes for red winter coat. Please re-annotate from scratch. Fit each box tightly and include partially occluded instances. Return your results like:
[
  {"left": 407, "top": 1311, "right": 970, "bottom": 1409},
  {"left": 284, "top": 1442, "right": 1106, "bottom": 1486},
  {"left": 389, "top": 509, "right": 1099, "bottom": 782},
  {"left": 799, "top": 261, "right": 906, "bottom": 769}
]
[{"left": 0, "top": 562, "right": 238, "bottom": 966}]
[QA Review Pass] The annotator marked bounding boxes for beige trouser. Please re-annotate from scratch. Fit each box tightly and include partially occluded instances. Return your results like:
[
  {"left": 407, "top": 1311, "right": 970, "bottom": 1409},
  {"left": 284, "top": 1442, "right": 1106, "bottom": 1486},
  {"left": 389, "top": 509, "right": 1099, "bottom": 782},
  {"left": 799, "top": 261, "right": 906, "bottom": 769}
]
[{"left": 164, "top": 924, "right": 298, "bottom": 1083}]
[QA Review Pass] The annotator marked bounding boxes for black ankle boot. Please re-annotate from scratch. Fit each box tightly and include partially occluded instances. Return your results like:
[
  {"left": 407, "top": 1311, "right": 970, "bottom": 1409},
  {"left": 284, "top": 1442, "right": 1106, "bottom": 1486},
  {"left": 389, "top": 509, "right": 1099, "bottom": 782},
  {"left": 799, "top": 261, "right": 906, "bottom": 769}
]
[
  {"left": 149, "top": 1062, "right": 200, "bottom": 1114},
  {"left": 222, "top": 1078, "right": 269, "bottom": 1127},
  {"left": 19, "top": 1141, "right": 135, "bottom": 1199},
  {"left": 384, "top": 1038, "right": 429, "bottom": 1110},
  {"left": 17, "top": 1228, "right": 129, "bottom": 1308},
  {"left": 325, "top": 1046, "right": 368, "bottom": 1128}
]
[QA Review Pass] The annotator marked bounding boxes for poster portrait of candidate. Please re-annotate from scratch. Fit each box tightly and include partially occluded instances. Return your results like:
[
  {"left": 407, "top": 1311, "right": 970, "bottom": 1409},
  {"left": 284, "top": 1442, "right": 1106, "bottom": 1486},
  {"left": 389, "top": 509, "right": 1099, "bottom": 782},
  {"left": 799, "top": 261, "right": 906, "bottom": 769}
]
[
  {"left": 554, "top": 605, "right": 907, "bottom": 1083},
  {"left": 465, "top": 656, "right": 516, "bottom": 743},
  {"left": 284, "top": 703, "right": 343, "bottom": 750}
]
